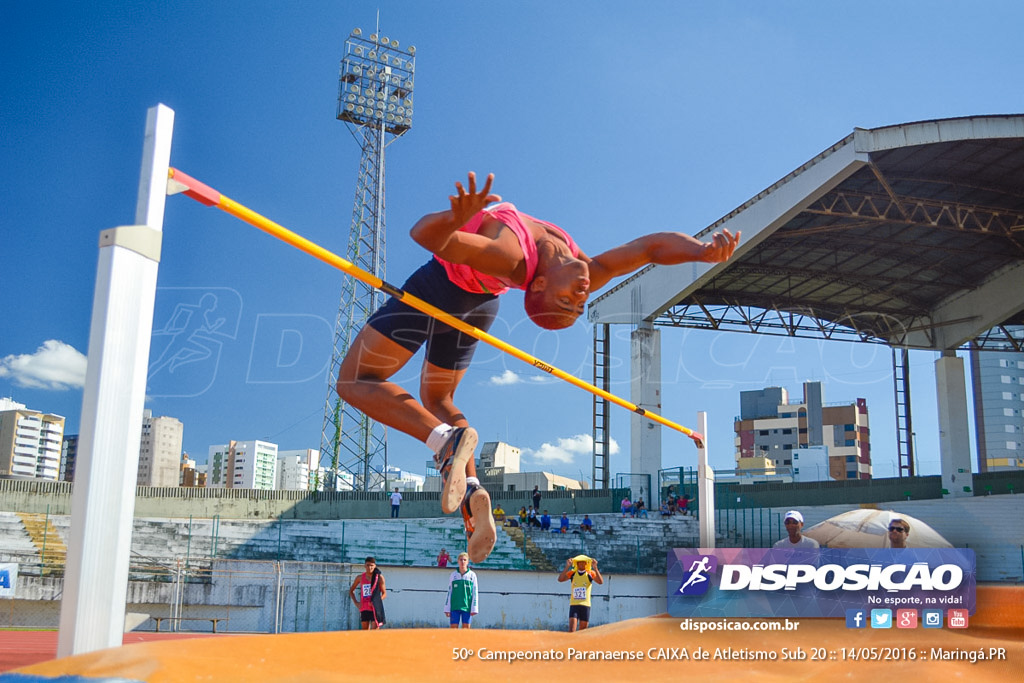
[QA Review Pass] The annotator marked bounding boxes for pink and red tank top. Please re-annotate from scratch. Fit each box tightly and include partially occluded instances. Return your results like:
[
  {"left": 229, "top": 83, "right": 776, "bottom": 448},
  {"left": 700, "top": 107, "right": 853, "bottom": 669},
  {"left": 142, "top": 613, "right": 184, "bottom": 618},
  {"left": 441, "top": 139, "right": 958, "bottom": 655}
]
[{"left": 435, "top": 202, "right": 579, "bottom": 295}]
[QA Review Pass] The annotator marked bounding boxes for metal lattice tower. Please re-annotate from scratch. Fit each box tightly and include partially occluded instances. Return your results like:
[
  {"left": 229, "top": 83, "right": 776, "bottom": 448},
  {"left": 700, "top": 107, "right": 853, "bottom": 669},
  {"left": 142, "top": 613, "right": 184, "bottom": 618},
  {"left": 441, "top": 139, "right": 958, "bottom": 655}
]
[
  {"left": 320, "top": 27, "right": 415, "bottom": 491},
  {"left": 592, "top": 323, "right": 611, "bottom": 489}
]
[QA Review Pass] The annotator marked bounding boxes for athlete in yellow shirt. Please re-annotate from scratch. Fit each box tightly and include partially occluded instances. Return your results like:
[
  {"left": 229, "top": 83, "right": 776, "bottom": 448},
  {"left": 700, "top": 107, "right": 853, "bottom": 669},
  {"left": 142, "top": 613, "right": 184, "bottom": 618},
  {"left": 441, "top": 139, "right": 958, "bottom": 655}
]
[{"left": 557, "top": 555, "right": 604, "bottom": 631}]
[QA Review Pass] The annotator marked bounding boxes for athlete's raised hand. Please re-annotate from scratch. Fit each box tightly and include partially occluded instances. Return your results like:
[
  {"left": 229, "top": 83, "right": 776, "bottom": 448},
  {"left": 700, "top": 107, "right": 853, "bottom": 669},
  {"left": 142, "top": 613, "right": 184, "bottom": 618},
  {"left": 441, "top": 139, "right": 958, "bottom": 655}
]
[{"left": 448, "top": 172, "right": 501, "bottom": 228}]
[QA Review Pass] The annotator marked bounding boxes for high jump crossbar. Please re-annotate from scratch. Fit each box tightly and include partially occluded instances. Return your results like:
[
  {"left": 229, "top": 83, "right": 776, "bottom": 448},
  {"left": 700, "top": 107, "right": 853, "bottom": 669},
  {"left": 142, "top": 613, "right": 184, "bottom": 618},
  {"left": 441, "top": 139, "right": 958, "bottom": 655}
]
[{"left": 166, "top": 168, "right": 704, "bottom": 447}]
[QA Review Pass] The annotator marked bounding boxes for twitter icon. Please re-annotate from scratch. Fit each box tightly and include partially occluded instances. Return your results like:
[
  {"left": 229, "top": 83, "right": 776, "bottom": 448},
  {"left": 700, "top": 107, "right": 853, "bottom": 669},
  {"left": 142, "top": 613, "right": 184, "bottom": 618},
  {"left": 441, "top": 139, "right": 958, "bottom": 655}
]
[{"left": 871, "top": 609, "right": 892, "bottom": 629}]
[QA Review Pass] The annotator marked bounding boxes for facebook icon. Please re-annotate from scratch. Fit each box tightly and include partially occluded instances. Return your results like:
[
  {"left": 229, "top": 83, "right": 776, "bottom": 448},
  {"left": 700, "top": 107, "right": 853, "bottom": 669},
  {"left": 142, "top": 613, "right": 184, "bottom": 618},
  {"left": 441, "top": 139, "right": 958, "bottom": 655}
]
[{"left": 845, "top": 609, "right": 867, "bottom": 629}]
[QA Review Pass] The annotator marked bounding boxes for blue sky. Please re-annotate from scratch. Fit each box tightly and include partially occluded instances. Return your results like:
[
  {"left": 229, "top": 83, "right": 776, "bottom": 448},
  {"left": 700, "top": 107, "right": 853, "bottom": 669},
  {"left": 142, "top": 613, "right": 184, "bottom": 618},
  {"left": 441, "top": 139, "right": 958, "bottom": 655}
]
[{"left": 2, "top": 1, "right": 1023, "bottom": 483}]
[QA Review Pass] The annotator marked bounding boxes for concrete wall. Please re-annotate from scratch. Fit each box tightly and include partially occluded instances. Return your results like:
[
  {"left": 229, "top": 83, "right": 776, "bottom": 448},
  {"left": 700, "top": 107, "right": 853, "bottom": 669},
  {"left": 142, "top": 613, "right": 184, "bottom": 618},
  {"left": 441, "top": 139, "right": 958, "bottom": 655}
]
[
  {"left": 3, "top": 562, "right": 665, "bottom": 633},
  {"left": 0, "top": 480, "right": 623, "bottom": 520}
]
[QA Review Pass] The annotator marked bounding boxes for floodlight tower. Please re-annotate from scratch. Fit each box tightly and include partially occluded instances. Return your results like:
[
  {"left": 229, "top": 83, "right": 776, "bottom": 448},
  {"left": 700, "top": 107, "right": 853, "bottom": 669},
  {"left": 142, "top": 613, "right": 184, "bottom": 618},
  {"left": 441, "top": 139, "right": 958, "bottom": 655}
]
[{"left": 320, "top": 28, "right": 415, "bottom": 491}]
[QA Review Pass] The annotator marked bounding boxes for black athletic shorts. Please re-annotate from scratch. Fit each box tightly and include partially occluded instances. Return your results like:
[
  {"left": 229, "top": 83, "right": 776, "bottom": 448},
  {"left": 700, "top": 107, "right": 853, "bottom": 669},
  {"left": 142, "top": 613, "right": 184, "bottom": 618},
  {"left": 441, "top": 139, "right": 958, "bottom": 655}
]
[
  {"left": 360, "top": 610, "right": 377, "bottom": 623},
  {"left": 568, "top": 604, "right": 591, "bottom": 622},
  {"left": 366, "top": 259, "right": 500, "bottom": 371}
]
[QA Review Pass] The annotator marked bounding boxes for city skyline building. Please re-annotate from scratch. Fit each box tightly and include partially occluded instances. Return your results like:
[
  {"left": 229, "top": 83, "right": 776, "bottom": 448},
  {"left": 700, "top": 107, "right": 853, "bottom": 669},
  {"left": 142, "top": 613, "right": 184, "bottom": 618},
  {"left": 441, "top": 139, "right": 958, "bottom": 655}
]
[
  {"left": 180, "top": 452, "right": 205, "bottom": 487},
  {"left": 0, "top": 398, "right": 65, "bottom": 480},
  {"left": 734, "top": 381, "right": 872, "bottom": 480},
  {"left": 208, "top": 440, "right": 279, "bottom": 490},
  {"left": 277, "top": 448, "right": 318, "bottom": 491},
  {"left": 971, "top": 349, "right": 1024, "bottom": 472},
  {"left": 60, "top": 434, "right": 78, "bottom": 482},
  {"left": 425, "top": 440, "right": 584, "bottom": 494},
  {"left": 384, "top": 465, "right": 425, "bottom": 492},
  {"left": 137, "top": 410, "right": 183, "bottom": 487}
]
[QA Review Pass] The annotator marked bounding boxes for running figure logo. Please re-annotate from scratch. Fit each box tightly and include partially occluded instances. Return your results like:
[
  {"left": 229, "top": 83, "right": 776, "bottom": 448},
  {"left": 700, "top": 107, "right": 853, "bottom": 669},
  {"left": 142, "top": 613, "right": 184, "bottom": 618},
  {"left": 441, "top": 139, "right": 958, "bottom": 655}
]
[
  {"left": 148, "top": 288, "right": 242, "bottom": 397},
  {"left": 677, "top": 554, "right": 717, "bottom": 596}
]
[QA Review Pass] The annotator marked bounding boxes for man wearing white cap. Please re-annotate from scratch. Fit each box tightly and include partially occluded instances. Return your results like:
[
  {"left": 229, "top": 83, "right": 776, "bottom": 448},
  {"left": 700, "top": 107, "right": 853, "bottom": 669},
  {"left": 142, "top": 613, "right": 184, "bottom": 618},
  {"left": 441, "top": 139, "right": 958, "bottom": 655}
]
[{"left": 773, "top": 510, "right": 820, "bottom": 548}]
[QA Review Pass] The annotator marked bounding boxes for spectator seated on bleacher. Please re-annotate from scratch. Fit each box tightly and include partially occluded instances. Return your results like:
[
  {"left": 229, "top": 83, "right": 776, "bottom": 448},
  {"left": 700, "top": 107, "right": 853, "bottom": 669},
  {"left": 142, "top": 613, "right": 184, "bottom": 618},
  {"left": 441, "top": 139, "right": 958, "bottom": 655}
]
[
  {"left": 540, "top": 510, "right": 551, "bottom": 531},
  {"left": 493, "top": 505, "right": 506, "bottom": 523},
  {"left": 580, "top": 515, "right": 593, "bottom": 532},
  {"left": 620, "top": 497, "right": 632, "bottom": 516},
  {"left": 660, "top": 502, "right": 671, "bottom": 517},
  {"left": 635, "top": 498, "right": 648, "bottom": 518},
  {"left": 559, "top": 513, "right": 570, "bottom": 533}
]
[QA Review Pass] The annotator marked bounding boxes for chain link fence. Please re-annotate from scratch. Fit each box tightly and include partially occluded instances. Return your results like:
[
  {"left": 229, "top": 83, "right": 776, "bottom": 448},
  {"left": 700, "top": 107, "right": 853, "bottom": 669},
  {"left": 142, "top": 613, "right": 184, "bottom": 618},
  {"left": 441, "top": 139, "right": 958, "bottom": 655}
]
[{"left": 0, "top": 557, "right": 368, "bottom": 633}]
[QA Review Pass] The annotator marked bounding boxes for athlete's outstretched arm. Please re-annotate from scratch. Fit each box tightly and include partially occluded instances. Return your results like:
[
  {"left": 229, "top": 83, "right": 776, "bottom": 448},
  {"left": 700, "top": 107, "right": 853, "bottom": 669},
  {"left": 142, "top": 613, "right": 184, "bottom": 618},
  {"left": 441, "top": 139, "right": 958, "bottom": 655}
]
[{"left": 586, "top": 228, "right": 740, "bottom": 292}]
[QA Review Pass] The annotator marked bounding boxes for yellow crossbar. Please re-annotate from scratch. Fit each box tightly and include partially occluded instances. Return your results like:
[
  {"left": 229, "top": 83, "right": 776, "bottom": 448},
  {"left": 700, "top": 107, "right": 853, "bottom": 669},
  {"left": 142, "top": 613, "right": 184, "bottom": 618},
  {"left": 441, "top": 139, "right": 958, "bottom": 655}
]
[{"left": 167, "top": 168, "right": 704, "bottom": 447}]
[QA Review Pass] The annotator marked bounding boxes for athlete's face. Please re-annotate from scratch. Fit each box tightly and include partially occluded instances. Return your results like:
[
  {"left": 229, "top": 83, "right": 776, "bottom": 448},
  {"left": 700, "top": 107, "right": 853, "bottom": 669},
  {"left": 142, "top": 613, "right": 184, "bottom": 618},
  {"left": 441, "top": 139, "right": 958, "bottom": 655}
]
[
  {"left": 526, "top": 258, "right": 591, "bottom": 330},
  {"left": 544, "top": 258, "right": 591, "bottom": 318},
  {"left": 458, "top": 555, "right": 469, "bottom": 572},
  {"left": 575, "top": 560, "right": 589, "bottom": 573}
]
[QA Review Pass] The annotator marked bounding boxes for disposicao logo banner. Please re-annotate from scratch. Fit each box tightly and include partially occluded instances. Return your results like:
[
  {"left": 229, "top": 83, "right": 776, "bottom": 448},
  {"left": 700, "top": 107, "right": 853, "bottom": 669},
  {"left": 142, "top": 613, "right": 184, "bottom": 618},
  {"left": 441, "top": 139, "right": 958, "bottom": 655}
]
[{"left": 667, "top": 548, "right": 975, "bottom": 618}]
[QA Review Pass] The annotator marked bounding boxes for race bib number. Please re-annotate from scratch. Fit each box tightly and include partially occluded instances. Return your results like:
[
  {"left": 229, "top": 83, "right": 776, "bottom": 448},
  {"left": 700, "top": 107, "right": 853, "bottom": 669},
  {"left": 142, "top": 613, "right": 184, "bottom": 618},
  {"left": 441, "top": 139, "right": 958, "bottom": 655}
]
[
  {"left": 362, "top": 584, "right": 373, "bottom": 598},
  {"left": 572, "top": 586, "right": 588, "bottom": 601}
]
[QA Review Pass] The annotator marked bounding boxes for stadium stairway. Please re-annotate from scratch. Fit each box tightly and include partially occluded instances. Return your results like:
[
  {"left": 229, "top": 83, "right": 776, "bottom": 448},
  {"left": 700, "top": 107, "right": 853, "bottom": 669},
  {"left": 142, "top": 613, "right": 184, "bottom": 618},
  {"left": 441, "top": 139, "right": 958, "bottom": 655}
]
[{"left": 15, "top": 513, "right": 66, "bottom": 571}]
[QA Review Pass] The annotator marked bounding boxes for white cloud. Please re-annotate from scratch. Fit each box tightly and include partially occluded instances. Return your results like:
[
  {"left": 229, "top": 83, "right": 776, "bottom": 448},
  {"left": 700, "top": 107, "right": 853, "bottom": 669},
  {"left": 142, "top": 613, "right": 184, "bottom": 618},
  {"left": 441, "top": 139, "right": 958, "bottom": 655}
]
[
  {"left": 0, "top": 340, "right": 87, "bottom": 390},
  {"left": 488, "top": 369, "right": 549, "bottom": 386},
  {"left": 525, "top": 434, "right": 621, "bottom": 465},
  {"left": 489, "top": 370, "right": 521, "bottom": 386}
]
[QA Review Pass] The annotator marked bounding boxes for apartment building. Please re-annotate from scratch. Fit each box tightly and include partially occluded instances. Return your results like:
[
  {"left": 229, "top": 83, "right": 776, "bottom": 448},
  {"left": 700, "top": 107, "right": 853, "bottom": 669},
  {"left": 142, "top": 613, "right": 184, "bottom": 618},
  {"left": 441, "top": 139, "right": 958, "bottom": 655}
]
[
  {"left": 734, "top": 381, "right": 872, "bottom": 480},
  {"left": 208, "top": 440, "right": 278, "bottom": 489},
  {"left": 971, "top": 349, "right": 1024, "bottom": 472},
  {"left": 277, "top": 448, "right": 318, "bottom": 491},
  {"left": 137, "top": 410, "right": 184, "bottom": 487},
  {"left": 0, "top": 399, "right": 65, "bottom": 480}
]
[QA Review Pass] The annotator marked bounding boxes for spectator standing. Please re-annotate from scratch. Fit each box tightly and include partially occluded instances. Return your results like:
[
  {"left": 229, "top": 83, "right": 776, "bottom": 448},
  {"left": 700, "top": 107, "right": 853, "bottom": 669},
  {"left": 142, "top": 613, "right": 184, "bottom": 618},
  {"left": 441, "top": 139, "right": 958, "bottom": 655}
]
[
  {"left": 389, "top": 487, "right": 403, "bottom": 518},
  {"left": 444, "top": 552, "right": 479, "bottom": 629}
]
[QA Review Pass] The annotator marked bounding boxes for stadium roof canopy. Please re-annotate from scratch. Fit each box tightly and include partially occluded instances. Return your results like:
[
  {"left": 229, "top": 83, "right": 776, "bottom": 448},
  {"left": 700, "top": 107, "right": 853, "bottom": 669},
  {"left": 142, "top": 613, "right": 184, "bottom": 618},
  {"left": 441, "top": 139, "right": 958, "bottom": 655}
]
[{"left": 589, "top": 115, "right": 1024, "bottom": 352}]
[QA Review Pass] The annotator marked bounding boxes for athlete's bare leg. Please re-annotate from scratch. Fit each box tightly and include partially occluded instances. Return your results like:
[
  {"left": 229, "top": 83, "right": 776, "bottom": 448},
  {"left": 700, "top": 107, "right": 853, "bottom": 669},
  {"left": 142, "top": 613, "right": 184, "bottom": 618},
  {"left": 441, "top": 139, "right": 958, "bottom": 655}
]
[
  {"left": 419, "top": 361, "right": 479, "bottom": 479},
  {"left": 337, "top": 325, "right": 441, "bottom": 442}
]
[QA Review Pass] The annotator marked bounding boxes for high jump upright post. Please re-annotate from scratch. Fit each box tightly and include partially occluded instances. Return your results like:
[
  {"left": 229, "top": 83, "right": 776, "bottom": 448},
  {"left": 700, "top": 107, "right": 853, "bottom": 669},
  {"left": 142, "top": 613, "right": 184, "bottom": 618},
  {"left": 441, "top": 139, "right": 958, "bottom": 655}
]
[
  {"left": 57, "top": 104, "right": 174, "bottom": 656},
  {"left": 696, "top": 411, "right": 716, "bottom": 548}
]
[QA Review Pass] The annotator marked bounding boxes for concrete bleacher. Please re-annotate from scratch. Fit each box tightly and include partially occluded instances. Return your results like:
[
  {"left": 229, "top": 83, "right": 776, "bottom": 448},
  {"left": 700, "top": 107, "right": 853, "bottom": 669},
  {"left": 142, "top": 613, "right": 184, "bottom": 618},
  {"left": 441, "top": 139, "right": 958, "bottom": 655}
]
[
  {"left": 510, "top": 512, "right": 703, "bottom": 574},
  {"left": 0, "top": 511, "right": 43, "bottom": 561},
  {"left": 0, "top": 512, "right": 531, "bottom": 571},
  {"left": 3, "top": 493, "right": 1020, "bottom": 581}
]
